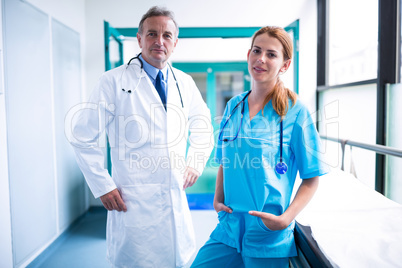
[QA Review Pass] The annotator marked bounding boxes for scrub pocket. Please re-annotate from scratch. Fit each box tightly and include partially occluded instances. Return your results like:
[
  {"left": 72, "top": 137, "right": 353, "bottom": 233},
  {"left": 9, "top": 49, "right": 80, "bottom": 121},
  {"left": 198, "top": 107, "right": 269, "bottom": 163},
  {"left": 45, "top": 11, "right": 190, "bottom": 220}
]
[
  {"left": 257, "top": 217, "right": 278, "bottom": 233},
  {"left": 121, "top": 184, "right": 163, "bottom": 228},
  {"left": 217, "top": 210, "right": 227, "bottom": 220}
]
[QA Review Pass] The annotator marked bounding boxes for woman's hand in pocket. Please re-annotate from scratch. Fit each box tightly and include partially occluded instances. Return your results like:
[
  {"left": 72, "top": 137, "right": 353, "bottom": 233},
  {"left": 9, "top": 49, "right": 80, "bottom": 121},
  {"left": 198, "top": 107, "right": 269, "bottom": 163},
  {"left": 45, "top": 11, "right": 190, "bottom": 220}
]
[
  {"left": 248, "top": 211, "right": 290, "bottom": 231},
  {"left": 214, "top": 201, "right": 233, "bottom": 214}
]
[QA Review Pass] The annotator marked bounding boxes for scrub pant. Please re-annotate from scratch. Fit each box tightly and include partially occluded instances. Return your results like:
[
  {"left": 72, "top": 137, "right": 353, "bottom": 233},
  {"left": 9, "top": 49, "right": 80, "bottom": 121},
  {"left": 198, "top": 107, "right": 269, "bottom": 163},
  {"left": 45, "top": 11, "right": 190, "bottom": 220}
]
[{"left": 190, "top": 238, "right": 289, "bottom": 268}]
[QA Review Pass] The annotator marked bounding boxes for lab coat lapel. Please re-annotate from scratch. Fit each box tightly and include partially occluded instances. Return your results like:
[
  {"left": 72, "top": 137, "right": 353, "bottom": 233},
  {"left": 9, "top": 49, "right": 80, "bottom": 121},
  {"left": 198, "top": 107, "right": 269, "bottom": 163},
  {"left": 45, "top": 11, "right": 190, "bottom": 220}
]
[
  {"left": 166, "top": 71, "right": 186, "bottom": 173},
  {"left": 142, "top": 73, "right": 166, "bottom": 111},
  {"left": 167, "top": 73, "right": 180, "bottom": 110}
]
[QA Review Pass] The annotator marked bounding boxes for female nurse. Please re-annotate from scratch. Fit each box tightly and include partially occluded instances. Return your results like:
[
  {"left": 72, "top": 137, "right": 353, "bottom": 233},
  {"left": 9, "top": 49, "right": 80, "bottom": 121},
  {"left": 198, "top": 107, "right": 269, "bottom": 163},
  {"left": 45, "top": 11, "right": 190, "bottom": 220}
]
[{"left": 191, "top": 26, "right": 329, "bottom": 267}]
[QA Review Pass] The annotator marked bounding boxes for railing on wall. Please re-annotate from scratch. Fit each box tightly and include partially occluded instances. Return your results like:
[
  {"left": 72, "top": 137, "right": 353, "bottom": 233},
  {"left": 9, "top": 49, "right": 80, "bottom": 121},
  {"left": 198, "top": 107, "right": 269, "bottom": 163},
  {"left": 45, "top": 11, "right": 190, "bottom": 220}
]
[{"left": 321, "top": 135, "right": 402, "bottom": 171}]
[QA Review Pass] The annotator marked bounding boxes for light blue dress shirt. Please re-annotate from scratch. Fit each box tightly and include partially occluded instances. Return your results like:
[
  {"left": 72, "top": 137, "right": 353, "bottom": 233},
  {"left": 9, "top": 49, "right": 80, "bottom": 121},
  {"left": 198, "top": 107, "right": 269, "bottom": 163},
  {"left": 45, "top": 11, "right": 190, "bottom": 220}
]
[{"left": 139, "top": 54, "right": 168, "bottom": 94}]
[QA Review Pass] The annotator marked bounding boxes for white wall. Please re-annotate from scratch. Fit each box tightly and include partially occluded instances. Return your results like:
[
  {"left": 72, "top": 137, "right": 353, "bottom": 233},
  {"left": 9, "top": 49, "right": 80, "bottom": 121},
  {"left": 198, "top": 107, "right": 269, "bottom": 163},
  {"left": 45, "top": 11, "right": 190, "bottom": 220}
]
[
  {"left": 24, "top": 0, "right": 86, "bottom": 33},
  {"left": 297, "top": 0, "right": 318, "bottom": 109},
  {"left": 26, "top": 0, "right": 87, "bottom": 99},
  {"left": 0, "top": 0, "right": 13, "bottom": 266},
  {"left": 1, "top": 0, "right": 87, "bottom": 267}
]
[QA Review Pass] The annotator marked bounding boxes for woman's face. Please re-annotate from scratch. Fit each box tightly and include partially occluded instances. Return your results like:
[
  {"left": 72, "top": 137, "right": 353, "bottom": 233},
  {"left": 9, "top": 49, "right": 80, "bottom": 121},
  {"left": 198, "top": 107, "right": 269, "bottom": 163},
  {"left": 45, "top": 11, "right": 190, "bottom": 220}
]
[{"left": 247, "top": 34, "right": 290, "bottom": 87}]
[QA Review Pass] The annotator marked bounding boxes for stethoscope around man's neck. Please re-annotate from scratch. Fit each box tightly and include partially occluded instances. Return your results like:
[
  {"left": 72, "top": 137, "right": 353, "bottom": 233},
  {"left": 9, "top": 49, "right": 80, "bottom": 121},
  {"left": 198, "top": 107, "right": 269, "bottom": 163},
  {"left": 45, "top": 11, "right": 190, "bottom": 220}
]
[
  {"left": 218, "top": 90, "right": 288, "bottom": 175},
  {"left": 120, "top": 53, "right": 184, "bottom": 108}
]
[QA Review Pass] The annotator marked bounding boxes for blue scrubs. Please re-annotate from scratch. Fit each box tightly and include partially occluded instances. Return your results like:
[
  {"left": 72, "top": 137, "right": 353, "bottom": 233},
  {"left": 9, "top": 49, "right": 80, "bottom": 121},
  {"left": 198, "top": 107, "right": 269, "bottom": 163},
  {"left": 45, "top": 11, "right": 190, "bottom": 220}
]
[{"left": 192, "top": 92, "right": 329, "bottom": 266}]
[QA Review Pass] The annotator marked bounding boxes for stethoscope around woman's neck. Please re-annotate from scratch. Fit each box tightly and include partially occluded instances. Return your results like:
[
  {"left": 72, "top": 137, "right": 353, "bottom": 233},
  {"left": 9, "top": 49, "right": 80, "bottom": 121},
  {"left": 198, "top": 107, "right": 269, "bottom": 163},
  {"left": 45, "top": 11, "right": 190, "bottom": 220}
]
[
  {"left": 218, "top": 90, "right": 288, "bottom": 175},
  {"left": 120, "top": 53, "right": 184, "bottom": 108}
]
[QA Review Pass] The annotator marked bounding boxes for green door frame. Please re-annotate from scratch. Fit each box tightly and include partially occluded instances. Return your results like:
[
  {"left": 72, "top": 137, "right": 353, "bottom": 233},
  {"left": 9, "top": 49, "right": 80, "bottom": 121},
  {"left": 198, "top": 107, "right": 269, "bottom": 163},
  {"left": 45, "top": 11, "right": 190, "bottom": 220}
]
[
  {"left": 285, "top": 20, "right": 300, "bottom": 94},
  {"left": 115, "top": 23, "right": 300, "bottom": 93},
  {"left": 116, "top": 26, "right": 261, "bottom": 38},
  {"left": 104, "top": 21, "right": 124, "bottom": 71},
  {"left": 171, "top": 62, "right": 250, "bottom": 127}
]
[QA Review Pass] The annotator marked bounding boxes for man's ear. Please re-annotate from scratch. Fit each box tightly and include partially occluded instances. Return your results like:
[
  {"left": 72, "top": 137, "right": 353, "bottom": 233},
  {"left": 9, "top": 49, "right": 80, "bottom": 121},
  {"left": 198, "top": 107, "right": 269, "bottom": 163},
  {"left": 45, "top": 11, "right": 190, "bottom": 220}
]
[
  {"left": 137, "top": 32, "right": 143, "bottom": 49},
  {"left": 173, "top": 38, "right": 178, "bottom": 51}
]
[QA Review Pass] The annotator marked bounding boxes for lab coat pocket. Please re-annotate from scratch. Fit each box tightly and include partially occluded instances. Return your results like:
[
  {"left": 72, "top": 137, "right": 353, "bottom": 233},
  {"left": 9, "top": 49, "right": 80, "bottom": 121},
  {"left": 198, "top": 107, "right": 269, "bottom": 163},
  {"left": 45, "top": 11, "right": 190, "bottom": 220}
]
[{"left": 121, "top": 184, "right": 163, "bottom": 228}]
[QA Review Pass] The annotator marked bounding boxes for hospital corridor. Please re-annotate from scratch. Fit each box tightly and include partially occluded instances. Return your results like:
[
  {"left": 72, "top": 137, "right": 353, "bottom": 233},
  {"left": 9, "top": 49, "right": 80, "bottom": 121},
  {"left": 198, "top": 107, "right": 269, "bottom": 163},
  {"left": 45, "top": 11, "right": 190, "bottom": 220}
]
[
  {"left": 1, "top": 0, "right": 402, "bottom": 267},
  {"left": 26, "top": 208, "right": 219, "bottom": 267}
]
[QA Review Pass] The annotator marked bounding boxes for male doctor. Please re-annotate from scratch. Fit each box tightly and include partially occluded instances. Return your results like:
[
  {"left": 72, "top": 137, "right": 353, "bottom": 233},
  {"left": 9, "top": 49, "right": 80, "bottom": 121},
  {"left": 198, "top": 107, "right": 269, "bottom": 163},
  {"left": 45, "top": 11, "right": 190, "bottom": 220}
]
[{"left": 68, "top": 6, "right": 213, "bottom": 268}]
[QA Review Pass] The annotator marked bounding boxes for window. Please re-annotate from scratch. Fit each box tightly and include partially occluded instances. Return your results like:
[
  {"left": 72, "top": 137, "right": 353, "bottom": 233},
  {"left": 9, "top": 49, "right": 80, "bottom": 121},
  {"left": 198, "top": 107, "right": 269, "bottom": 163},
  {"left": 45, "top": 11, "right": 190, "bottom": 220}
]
[{"left": 328, "top": 0, "right": 378, "bottom": 85}]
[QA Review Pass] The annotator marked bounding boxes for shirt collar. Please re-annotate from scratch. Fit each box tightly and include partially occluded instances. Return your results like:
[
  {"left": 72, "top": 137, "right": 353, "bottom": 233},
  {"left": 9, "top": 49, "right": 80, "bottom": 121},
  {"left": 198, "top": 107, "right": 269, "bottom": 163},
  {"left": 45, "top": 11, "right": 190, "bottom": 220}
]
[{"left": 139, "top": 54, "right": 168, "bottom": 82}]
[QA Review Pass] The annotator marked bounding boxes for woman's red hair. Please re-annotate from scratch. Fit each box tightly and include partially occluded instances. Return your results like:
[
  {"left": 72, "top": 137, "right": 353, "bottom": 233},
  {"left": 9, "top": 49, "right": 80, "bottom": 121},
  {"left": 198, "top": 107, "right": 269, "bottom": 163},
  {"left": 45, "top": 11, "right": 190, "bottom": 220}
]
[{"left": 251, "top": 26, "right": 297, "bottom": 119}]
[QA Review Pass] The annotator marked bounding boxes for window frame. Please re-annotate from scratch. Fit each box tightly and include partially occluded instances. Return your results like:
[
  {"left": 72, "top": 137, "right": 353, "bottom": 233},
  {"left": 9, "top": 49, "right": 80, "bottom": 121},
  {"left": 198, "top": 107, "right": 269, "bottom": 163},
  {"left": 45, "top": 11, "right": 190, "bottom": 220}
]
[{"left": 316, "top": 0, "right": 400, "bottom": 194}]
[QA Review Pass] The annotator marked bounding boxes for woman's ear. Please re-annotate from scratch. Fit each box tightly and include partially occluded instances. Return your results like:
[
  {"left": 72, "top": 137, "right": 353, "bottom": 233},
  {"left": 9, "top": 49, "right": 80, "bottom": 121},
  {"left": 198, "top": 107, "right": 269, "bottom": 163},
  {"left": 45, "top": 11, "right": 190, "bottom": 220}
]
[{"left": 280, "top": 59, "right": 292, "bottom": 74}]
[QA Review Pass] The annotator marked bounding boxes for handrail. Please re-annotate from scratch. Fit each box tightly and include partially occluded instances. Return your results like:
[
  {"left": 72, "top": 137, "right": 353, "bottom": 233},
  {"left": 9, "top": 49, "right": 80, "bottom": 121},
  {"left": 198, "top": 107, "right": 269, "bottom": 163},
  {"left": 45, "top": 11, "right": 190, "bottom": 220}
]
[
  {"left": 320, "top": 135, "right": 402, "bottom": 171},
  {"left": 321, "top": 135, "right": 402, "bottom": 158}
]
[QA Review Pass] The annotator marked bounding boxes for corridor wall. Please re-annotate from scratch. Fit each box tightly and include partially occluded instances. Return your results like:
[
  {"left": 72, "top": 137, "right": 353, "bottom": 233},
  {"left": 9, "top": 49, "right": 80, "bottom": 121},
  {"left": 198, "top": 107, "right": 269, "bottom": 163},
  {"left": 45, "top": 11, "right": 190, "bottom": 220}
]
[{"left": 1, "top": 0, "right": 86, "bottom": 266}]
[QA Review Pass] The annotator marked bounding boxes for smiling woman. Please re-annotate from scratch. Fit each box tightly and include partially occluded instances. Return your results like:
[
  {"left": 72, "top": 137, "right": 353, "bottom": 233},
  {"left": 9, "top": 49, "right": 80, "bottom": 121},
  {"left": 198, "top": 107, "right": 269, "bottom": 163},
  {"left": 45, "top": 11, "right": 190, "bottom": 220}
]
[
  {"left": 190, "top": 26, "right": 328, "bottom": 268},
  {"left": 247, "top": 26, "right": 297, "bottom": 120},
  {"left": 248, "top": 35, "right": 289, "bottom": 89}
]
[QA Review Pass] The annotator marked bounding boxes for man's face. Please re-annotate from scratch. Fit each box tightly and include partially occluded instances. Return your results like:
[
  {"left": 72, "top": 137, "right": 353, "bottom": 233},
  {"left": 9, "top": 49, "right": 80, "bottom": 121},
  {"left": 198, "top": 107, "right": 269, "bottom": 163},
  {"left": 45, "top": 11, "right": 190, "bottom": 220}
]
[{"left": 137, "top": 16, "right": 178, "bottom": 69}]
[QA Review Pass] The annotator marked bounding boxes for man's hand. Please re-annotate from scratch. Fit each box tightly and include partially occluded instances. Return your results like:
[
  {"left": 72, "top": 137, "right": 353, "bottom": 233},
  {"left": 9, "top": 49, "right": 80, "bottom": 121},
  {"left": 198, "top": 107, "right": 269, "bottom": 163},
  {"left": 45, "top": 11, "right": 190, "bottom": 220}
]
[
  {"left": 183, "top": 166, "right": 200, "bottom": 189},
  {"left": 100, "top": 189, "right": 127, "bottom": 212}
]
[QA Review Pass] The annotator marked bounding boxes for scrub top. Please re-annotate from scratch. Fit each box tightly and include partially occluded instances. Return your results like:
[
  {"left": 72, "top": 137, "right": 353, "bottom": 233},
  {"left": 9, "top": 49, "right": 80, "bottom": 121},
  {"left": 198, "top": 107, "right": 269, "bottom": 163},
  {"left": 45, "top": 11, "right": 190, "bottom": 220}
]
[{"left": 212, "top": 91, "right": 329, "bottom": 258}]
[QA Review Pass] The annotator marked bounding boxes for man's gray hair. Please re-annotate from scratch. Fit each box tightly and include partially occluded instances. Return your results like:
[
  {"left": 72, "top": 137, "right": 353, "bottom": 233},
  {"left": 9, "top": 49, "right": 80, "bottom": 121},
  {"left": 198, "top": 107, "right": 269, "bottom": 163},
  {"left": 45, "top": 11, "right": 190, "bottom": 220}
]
[{"left": 138, "top": 6, "right": 179, "bottom": 38}]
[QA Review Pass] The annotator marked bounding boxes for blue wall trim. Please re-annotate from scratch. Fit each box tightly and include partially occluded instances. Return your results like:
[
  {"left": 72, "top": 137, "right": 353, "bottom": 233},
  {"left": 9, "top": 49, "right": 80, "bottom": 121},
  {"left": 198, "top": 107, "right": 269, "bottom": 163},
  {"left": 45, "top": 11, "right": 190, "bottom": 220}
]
[{"left": 187, "top": 193, "right": 215, "bottom": 210}]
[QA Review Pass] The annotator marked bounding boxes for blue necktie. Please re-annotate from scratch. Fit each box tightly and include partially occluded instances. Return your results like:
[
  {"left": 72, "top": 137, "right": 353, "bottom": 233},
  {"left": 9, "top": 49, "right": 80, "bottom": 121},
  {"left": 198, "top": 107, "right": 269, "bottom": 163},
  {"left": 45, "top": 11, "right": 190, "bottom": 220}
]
[{"left": 155, "top": 71, "right": 167, "bottom": 110}]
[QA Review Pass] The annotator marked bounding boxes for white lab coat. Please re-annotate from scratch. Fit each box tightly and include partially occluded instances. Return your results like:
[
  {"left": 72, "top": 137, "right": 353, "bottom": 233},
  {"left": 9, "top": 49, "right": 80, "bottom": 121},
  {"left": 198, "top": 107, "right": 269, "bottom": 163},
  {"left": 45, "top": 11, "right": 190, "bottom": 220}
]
[{"left": 68, "top": 60, "right": 214, "bottom": 268}]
